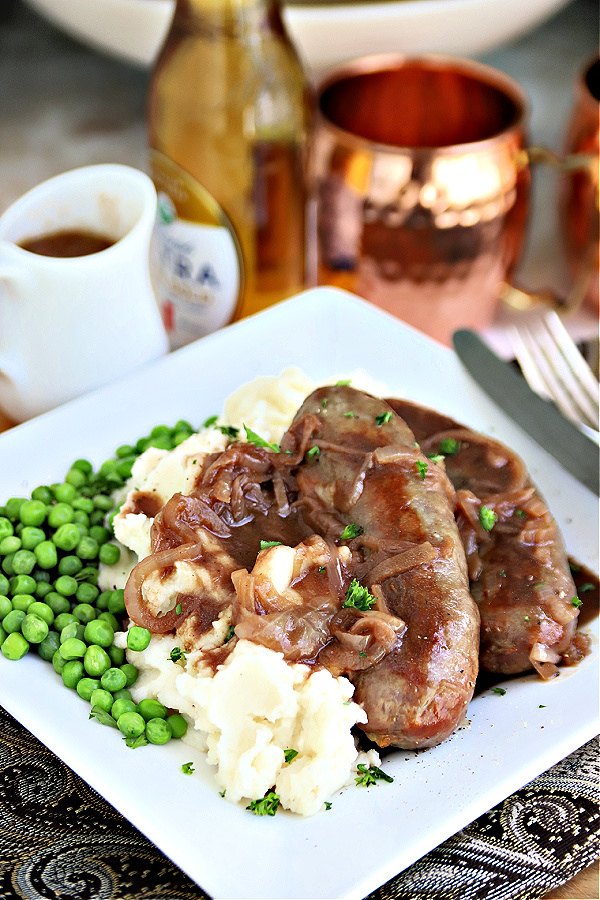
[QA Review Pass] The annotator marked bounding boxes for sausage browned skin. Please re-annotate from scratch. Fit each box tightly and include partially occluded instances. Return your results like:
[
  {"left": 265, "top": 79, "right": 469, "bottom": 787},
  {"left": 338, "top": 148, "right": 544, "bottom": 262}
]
[
  {"left": 388, "top": 399, "right": 582, "bottom": 678},
  {"left": 286, "top": 385, "right": 480, "bottom": 749}
]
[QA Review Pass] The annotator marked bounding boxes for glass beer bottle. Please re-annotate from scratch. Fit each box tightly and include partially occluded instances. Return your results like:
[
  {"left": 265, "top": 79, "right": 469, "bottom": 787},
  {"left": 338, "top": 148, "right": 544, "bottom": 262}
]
[{"left": 147, "top": 0, "right": 310, "bottom": 348}]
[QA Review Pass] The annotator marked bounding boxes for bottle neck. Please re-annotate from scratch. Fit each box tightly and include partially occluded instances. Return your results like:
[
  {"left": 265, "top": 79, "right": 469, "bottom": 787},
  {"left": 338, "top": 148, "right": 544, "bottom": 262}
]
[{"left": 173, "top": 0, "right": 286, "bottom": 36}]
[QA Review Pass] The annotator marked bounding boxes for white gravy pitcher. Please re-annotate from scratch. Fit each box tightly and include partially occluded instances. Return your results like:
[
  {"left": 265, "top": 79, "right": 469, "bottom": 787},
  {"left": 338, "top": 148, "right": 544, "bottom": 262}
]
[{"left": 0, "top": 164, "right": 168, "bottom": 422}]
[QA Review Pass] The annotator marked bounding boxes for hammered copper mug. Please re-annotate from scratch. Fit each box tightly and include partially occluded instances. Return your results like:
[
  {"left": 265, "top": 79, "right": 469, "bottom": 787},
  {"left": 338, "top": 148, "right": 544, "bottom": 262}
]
[
  {"left": 312, "top": 54, "right": 531, "bottom": 345},
  {"left": 559, "top": 56, "right": 599, "bottom": 312}
]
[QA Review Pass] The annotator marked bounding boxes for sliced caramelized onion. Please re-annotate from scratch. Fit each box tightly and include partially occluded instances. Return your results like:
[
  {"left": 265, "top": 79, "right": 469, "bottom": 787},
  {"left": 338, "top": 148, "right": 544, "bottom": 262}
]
[
  {"left": 124, "top": 540, "right": 206, "bottom": 632},
  {"left": 531, "top": 659, "right": 560, "bottom": 680},
  {"left": 366, "top": 542, "right": 437, "bottom": 585},
  {"left": 530, "top": 641, "right": 561, "bottom": 664}
]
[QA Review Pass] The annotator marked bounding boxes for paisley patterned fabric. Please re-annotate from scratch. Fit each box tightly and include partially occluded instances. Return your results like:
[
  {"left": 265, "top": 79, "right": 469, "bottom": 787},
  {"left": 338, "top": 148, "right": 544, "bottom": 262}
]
[{"left": 0, "top": 704, "right": 597, "bottom": 900}]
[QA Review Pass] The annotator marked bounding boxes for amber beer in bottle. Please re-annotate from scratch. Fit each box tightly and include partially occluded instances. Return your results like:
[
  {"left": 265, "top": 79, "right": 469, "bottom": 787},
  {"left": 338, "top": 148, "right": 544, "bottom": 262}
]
[{"left": 147, "top": 0, "right": 310, "bottom": 348}]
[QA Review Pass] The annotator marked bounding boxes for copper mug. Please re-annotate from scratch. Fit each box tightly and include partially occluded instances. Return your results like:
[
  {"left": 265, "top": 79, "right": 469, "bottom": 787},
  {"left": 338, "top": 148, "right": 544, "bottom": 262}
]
[
  {"left": 311, "top": 55, "right": 533, "bottom": 345},
  {"left": 559, "top": 55, "right": 599, "bottom": 312}
]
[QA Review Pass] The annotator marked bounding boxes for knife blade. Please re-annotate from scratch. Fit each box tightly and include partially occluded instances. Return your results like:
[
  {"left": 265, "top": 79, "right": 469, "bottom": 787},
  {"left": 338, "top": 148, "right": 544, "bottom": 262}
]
[{"left": 453, "top": 329, "right": 599, "bottom": 496}]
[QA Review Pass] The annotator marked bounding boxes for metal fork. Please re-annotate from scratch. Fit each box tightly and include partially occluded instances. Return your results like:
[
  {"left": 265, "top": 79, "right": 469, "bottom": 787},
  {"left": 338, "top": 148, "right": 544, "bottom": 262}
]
[{"left": 509, "top": 310, "right": 600, "bottom": 433}]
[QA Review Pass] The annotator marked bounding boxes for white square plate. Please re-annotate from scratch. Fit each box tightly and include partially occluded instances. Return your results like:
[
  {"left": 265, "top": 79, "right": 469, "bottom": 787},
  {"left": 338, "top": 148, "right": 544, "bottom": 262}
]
[{"left": 0, "top": 288, "right": 598, "bottom": 900}]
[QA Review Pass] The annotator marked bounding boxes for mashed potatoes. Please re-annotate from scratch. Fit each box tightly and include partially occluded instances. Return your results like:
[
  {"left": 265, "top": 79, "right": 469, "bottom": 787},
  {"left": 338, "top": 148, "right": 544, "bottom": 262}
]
[{"left": 102, "top": 367, "right": 385, "bottom": 816}]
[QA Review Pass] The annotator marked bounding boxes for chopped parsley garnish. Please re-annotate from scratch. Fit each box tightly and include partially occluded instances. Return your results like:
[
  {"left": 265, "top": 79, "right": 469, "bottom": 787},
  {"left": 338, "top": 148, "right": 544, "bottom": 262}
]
[
  {"left": 580, "top": 582, "right": 595, "bottom": 593},
  {"left": 341, "top": 522, "right": 363, "bottom": 540},
  {"left": 427, "top": 453, "right": 445, "bottom": 465},
  {"left": 203, "top": 414, "right": 218, "bottom": 428},
  {"left": 260, "top": 540, "right": 282, "bottom": 549},
  {"left": 175, "top": 602, "right": 182, "bottom": 615},
  {"left": 491, "top": 687, "right": 506, "bottom": 695},
  {"left": 416, "top": 460, "right": 428, "bottom": 480},
  {"left": 343, "top": 578, "right": 375, "bottom": 611},
  {"left": 539, "top": 704, "right": 547, "bottom": 709},
  {"left": 325, "top": 802, "right": 332, "bottom": 810},
  {"left": 355, "top": 764, "right": 394, "bottom": 787},
  {"left": 224, "top": 625, "right": 235, "bottom": 643},
  {"left": 307, "top": 445, "right": 320, "bottom": 459},
  {"left": 344, "top": 411, "right": 355, "bottom": 418},
  {"left": 336, "top": 379, "right": 352, "bottom": 386},
  {"left": 181, "top": 762, "right": 195, "bottom": 775},
  {"left": 479, "top": 505, "right": 498, "bottom": 531},
  {"left": 125, "top": 734, "right": 148, "bottom": 749},
  {"left": 515, "top": 509, "right": 527, "bottom": 517},
  {"left": 170, "top": 646, "right": 187, "bottom": 662},
  {"left": 438, "top": 438, "right": 461, "bottom": 455},
  {"left": 321, "top": 398, "right": 328, "bottom": 408},
  {"left": 243, "top": 425, "right": 280, "bottom": 452},
  {"left": 218, "top": 424, "right": 240, "bottom": 439},
  {"left": 376, "top": 411, "right": 393, "bottom": 426},
  {"left": 89, "top": 707, "right": 117, "bottom": 728},
  {"left": 247, "top": 791, "right": 280, "bottom": 816},
  {"left": 571, "top": 595, "right": 583, "bottom": 608},
  {"left": 284, "top": 749, "right": 298, "bottom": 764}
]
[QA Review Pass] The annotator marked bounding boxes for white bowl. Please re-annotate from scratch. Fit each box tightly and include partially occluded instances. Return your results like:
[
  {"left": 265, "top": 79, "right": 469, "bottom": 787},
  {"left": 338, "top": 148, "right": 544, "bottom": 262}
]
[{"left": 25, "top": 0, "right": 571, "bottom": 78}]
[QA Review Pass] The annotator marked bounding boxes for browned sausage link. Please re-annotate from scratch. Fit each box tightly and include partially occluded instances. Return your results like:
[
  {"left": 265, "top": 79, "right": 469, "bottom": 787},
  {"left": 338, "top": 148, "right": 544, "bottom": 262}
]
[
  {"left": 289, "top": 386, "right": 479, "bottom": 749},
  {"left": 388, "top": 398, "right": 581, "bottom": 679}
]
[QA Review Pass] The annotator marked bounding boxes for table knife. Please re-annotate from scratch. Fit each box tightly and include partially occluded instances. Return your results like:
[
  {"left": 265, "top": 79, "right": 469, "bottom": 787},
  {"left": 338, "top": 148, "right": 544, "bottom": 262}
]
[{"left": 453, "top": 329, "right": 599, "bottom": 496}]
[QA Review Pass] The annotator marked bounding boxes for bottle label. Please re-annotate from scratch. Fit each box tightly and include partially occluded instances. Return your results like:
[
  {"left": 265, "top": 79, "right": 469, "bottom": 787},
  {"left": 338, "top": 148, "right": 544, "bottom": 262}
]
[{"left": 149, "top": 150, "right": 243, "bottom": 349}]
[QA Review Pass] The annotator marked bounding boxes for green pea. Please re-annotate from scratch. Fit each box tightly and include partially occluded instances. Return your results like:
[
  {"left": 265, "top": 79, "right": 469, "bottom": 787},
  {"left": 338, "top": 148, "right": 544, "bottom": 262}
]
[
  {"left": 47, "top": 502, "right": 74, "bottom": 529},
  {"left": 52, "top": 648, "right": 67, "bottom": 674},
  {"left": 65, "top": 468, "right": 87, "bottom": 490},
  {"left": 93, "top": 495, "right": 114, "bottom": 512},
  {"left": 137, "top": 698, "right": 167, "bottom": 721},
  {"left": 0, "top": 573, "right": 9, "bottom": 595},
  {"left": 0, "top": 535, "right": 21, "bottom": 555},
  {"left": 111, "top": 697, "right": 136, "bottom": 719},
  {"left": 62, "top": 659, "right": 84, "bottom": 689},
  {"left": 145, "top": 717, "right": 171, "bottom": 745},
  {"left": 113, "top": 688, "right": 132, "bottom": 702},
  {"left": 60, "top": 621, "right": 85, "bottom": 643},
  {"left": 27, "top": 601, "right": 54, "bottom": 625},
  {"left": 54, "top": 575, "right": 78, "bottom": 597},
  {"left": 60, "top": 637, "right": 87, "bottom": 660},
  {"left": 0, "top": 624, "right": 5, "bottom": 645},
  {"left": 54, "top": 611, "right": 77, "bottom": 631},
  {"left": 107, "top": 644, "right": 125, "bottom": 666},
  {"left": 77, "top": 566, "right": 98, "bottom": 586},
  {"left": 1, "top": 632, "right": 29, "bottom": 660},
  {"left": 95, "top": 590, "right": 112, "bottom": 611},
  {"left": 11, "top": 549, "right": 36, "bottom": 575},
  {"left": 115, "top": 457, "right": 135, "bottom": 479},
  {"left": 98, "top": 611, "right": 119, "bottom": 632},
  {"left": 72, "top": 603, "right": 96, "bottom": 624},
  {"left": 53, "top": 523, "right": 81, "bottom": 552},
  {"left": 11, "top": 593, "right": 34, "bottom": 612},
  {"left": 57, "top": 555, "right": 82, "bottom": 577},
  {"left": 34, "top": 580, "right": 53, "bottom": 599},
  {"left": 84, "top": 618, "right": 114, "bottom": 648},
  {"left": 0, "top": 595, "right": 12, "bottom": 618},
  {"left": 100, "top": 667, "right": 127, "bottom": 692},
  {"left": 76, "top": 677, "right": 100, "bottom": 701},
  {"left": 107, "top": 590, "right": 126, "bottom": 616},
  {"left": 127, "top": 625, "right": 151, "bottom": 652},
  {"left": 120, "top": 663, "right": 138, "bottom": 688},
  {"left": 71, "top": 458, "right": 93, "bottom": 476},
  {"left": 72, "top": 496, "right": 94, "bottom": 514},
  {"left": 20, "top": 526, "right": 46, "bottom": 550},
  {"left": 38, "top": 630, "right": 60, "bottom": 662},
  {"left": 44, "top": 591, "right": 71, "bottom": 616},
  {"left": 0, "top": 517, "right": 14, "bottom": 542},
  {"left": 4, "top": 498, "right": 27, "bottom": 520},
  {"left": 72, "top": 510, "right": 90, "bottom": 528},
  {"left": 90, "top": 688, "right": 114, "bottom": 713},
  {"left": 116, "top": 444, "right": 136, "bottom": 459},
  {"left": 34, "top": 540, "right": 58, "bottom": 570},
  {"left": 83, "top": 644, "right": 111, "bottom": 677},
  {"left": 31, "top": 486, "right": 53, "bottom": 505},
  {"left": 2, "top": 609, "right": 26, "bottom": 633},
  {"left": 75, "top": 582, "right": 99, "bottom": 605},
  {"left": 117, "top": 711, "right": 145, "bottom": 739},
  {"left": 1, "top": 553, "right": 15, "bottom": 576},
  {"left": 11, "top": 574, "right": 37, "bottom": 596},
  {"left": 99, "top": 543, "right": 121, "bottom": 566},
  {"left": 21, "top": 613, "right": 49, "bottom": 644},
  {"left": 167, "top": 713, "right": 188, "bottom": 739},
  {"left": 19, "top": 499, "right": 47, "bottom": 527},
  {"left": 76, "top": 536, "right": 99, "bottom": 560}
]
